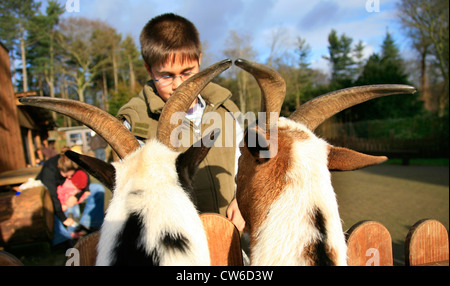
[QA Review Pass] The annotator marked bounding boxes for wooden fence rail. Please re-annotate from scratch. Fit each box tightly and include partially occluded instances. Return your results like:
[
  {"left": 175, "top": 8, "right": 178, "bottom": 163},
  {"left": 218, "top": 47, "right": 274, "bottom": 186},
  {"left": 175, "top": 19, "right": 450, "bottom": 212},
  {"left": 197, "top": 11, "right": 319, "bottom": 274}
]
[{"left": 1, "top": 216, "right": 448, "bottom": 266}]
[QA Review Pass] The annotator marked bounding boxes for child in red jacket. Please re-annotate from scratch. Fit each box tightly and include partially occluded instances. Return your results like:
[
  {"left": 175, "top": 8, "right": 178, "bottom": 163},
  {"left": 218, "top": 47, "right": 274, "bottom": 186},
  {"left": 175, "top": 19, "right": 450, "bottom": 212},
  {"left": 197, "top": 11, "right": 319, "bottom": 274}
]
[{"left": 57, "top": 169, "right": 90, "bottom": 212}]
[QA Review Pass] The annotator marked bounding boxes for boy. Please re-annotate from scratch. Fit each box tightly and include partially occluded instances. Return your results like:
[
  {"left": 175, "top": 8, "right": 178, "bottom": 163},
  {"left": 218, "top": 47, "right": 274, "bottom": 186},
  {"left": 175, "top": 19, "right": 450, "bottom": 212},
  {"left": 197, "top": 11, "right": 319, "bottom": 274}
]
[{"left": 117, "top": 13, "right": 244, "bottom": 230}]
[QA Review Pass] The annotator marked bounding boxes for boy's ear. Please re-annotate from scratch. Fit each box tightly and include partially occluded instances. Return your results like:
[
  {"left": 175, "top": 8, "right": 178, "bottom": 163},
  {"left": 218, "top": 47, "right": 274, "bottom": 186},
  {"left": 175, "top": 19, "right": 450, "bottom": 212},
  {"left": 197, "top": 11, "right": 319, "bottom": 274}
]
[
  {"left": 65, "top": 150, "right": 116, "bottom": 191},
  {"left": 198, "top": 53, "right": 202, "bottom": 66},
  {"left": 144, "top": 62, "right": 151, "bottom": 75}
]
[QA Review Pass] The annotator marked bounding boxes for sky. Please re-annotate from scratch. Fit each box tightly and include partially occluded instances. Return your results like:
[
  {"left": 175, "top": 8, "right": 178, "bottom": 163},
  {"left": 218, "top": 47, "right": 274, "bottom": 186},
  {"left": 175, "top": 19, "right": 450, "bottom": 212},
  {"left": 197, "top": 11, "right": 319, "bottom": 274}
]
[{"left": 45, "top": 0, "right": 410, "bottom": 75}]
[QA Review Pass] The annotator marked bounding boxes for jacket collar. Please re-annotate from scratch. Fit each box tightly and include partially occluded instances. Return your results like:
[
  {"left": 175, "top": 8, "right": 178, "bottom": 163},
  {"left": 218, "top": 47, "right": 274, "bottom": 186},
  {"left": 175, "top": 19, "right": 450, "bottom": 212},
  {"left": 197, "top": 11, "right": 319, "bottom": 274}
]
[{"left": 141, "top": 80, "right": 231, "bottom": 115}]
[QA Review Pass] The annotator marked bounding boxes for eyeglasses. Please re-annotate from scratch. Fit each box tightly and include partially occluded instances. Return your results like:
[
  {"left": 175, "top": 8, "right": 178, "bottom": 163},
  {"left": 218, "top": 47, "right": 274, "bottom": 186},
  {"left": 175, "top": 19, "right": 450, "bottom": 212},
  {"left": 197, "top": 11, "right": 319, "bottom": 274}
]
[{"left": 151, "top": 69, "right": 196, "bottom": 87}]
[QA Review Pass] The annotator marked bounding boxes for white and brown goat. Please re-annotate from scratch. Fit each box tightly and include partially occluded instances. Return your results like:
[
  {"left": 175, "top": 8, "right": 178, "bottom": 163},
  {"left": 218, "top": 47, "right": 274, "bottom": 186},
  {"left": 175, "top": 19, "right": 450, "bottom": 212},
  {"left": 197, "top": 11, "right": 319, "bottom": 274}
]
[
  {"left": 234, "top": 59, "right": 416, "bottom": 266},
  {"left": 19, "top": 60, "right": 233, "bottom": 266}
]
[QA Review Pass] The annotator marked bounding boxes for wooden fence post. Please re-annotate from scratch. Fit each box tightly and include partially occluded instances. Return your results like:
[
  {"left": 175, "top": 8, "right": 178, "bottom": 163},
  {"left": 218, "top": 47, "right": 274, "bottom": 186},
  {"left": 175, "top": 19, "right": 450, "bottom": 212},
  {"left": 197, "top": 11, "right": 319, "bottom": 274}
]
[
  {"left": 405, "top": 219, "right": 449, "bottom": 266},
  {"left": 346, "top": 220, "right": 393, "bottom": 266},
  {"left": 70, "top": 213, "right": 243, "bottom": 266},
  {"left": 200, "top": 213, "right": 243, "bottom": 266},
  {"left": 71, "top": 231, "right": 99, "bottom": 266}
]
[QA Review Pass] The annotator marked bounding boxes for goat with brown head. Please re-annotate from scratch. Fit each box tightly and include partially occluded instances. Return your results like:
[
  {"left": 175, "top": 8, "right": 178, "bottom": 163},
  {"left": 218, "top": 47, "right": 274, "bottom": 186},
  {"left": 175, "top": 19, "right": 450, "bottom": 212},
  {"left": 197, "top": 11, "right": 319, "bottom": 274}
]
[
  {"left": 20, "top": 59, "right": 233, "bottom": 266},
  {"left": 234, "top": 58, "right": 416, "bottom": 266}
]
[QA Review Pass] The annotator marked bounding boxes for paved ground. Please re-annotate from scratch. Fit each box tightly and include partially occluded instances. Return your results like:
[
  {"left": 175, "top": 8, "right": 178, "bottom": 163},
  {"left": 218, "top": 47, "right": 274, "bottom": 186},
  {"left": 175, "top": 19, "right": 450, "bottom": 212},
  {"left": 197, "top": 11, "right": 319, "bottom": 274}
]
[{"left": 332, "top": 163, "right": 449, "bottom": 265}]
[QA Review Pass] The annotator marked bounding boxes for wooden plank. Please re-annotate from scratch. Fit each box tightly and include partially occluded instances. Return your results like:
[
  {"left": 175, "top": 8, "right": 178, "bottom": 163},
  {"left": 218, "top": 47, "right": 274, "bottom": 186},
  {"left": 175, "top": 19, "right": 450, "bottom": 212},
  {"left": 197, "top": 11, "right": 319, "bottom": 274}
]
[
  {"left": 0, "top": 166, "right": 42, "bottom": 187},
  {"left": 200, "top": 213, "right": 243, "bottom": 266},
  {"left": 0, "top": 186, "right": 54, "bottom": 247},
  {"left": 405, "top": 219, "right": 449, "bottom": 266},
  {"left": 346, "top": 220, "right": 393, "bottom": 266},
  {"left": 72, "top": 232, "right": 99, "bottom": 266}
]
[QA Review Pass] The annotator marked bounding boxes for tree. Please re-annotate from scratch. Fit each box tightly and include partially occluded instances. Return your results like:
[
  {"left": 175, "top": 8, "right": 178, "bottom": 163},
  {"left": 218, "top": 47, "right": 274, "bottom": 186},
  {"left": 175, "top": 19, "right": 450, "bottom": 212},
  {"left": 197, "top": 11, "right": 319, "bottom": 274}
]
[
  {"left": 266, "top": 27, "right": 290, "bottom": 67},
  {"left": 353, "top": 40, "right": 366, "bottom": 78},
  {"left": 0, "top": 0, "right": 41, "bottom": 92},
  {"left": 57, "top": 17, "right": 112, "bottom": 103},
  {"left": 121, "top": 34, "right": 140, "bottom": 94},
  {"left": 222, "top": 30, "right": 257, "bottom": 114},
  {"left": 397, "top": 0, "right": 449, "bottom": 116},
  {"left": 352, "top": 32, "right": 422, "bottom": 121},
  {"left": 293, "top": 36, "right": 312, "bottom": 108},
  {"left": 323, "top": 29, "right": 355, "bottom": 85},
  {"left": 91, "top": 25, "right": 122, "bottom": 110},
  {"left": 27, "top": 0, "right": 65, "bottom": 104}
]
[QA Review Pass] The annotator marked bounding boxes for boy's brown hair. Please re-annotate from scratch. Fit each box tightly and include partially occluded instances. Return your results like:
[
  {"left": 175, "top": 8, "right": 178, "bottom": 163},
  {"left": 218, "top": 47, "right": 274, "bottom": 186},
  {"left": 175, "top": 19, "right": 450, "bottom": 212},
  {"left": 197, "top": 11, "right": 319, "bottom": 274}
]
[
  {"left": 140, "top": 13, "right": 202, "bottom": 68},
  {"left": 57, "top": 147, "right": 78, "bottom": 172}
]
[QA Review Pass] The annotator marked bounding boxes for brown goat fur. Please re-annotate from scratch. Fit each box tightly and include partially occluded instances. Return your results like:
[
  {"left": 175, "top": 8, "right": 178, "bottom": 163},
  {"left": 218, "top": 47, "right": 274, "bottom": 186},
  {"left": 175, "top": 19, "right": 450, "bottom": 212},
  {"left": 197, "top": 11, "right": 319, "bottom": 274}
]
[{"left": 236, "top": 125, "right": 309, "bottom": 246}]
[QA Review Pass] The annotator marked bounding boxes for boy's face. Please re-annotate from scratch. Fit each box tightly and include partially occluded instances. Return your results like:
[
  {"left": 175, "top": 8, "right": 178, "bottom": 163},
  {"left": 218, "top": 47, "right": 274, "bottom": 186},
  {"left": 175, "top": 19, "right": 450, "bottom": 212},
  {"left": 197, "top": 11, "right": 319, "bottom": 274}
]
[
  {"left": 60, "top": 170, "right": 76, "bottom": 179},
  {"left": 147, "top": 55, "right": 201, "bottom": 107}
]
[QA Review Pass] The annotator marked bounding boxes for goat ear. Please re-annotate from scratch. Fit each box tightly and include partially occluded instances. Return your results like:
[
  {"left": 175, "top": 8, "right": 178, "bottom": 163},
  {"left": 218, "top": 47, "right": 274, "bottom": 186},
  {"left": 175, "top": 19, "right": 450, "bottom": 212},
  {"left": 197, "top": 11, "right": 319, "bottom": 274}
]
[
  {"left": 176, "top": 128, "right": 221, "bottom": 188},
  {"left": 65, "top": 150, "right": 116, "bottom": 191},
  {"left": 327, "top": 146, "right": 387, "bottom": 171}
]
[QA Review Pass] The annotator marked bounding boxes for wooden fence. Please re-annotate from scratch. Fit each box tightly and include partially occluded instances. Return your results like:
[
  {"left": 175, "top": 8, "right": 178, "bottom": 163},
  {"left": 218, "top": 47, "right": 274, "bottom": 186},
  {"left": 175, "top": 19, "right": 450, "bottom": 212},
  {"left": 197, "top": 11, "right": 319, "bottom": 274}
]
[
  {"left": 346, "top": 219, "right": 449, "bottom": 266},
  {"left": 0, "top": 215, "right": 447, "bottom": 266}
]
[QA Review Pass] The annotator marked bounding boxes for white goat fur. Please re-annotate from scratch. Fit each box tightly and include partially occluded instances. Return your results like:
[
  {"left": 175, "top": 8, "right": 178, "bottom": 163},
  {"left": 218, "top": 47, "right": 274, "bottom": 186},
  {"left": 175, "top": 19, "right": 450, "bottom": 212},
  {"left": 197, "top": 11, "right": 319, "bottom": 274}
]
[
  {"left": 245, "top": 117, "right": 347, "bottom": 266},
  {"left": 95, "top": 139, "right": 210, "bottom": 266}
]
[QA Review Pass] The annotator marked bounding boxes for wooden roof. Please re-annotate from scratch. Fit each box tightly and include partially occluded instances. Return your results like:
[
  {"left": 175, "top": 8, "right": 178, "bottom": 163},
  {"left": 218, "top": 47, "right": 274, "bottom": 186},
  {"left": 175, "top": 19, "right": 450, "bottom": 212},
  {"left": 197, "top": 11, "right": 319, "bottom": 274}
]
[{"left": 15, "top": 92, "right": 57, "bottom": 131}]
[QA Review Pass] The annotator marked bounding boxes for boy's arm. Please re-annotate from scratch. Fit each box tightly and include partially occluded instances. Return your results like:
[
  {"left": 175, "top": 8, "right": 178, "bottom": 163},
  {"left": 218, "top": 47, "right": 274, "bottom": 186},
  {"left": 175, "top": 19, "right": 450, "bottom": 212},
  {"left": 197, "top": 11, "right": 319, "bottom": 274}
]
[{"left": 123, "top": 120, "right": 146, "bottom": 146}]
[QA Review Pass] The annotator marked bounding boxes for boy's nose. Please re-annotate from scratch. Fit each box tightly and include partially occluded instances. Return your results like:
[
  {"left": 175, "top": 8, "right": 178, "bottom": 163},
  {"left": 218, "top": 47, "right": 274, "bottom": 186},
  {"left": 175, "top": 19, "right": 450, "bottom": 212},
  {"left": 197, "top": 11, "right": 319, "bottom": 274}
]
[{"left": 172, "top": 76, "right": 183, "bottom": 90}]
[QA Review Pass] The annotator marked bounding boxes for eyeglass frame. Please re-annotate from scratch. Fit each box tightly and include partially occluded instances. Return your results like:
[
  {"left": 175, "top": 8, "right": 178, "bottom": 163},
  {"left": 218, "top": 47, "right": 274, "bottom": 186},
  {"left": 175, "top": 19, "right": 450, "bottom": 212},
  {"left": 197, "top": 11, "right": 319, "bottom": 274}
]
[{"left": 149, "top": 67, "right": 197, "bottom": 87}]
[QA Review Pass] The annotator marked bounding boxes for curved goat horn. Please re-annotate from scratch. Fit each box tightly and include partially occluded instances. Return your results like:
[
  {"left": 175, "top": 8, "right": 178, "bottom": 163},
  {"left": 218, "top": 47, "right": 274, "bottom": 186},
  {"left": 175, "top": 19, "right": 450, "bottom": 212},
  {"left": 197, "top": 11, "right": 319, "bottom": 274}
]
[
  {"left": 289, "top": 84, "right": 417, "bottom": 131},
  {"left": 19, "top": 97, "right": 140, "bottom": 159},
  {"left": 234, "top": 58, "right": 286, "bottom": 131},
  {"left": 157, "top": 59, "right": 232, "bottom": 150}
]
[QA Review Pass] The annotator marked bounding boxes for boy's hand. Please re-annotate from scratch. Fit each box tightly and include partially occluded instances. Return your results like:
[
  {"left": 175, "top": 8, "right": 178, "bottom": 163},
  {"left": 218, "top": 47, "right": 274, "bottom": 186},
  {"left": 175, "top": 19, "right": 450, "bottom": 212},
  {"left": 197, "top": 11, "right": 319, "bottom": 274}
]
[
  {"left": 63, "top": 217, "right": 74, "bottom": 227},
  {"left": 226, "top": 198, "right": 246, "bottom": 232},
  {"left": 66, "top": 196, "right": 78, "bottom": 207}
]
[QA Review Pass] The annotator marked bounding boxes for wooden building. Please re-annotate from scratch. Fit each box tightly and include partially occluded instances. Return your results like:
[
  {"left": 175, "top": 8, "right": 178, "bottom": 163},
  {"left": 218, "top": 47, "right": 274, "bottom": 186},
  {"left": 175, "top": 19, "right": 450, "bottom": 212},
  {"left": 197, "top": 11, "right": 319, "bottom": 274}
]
[
  {"left": 0, "top": 42, "right": 26, "bottom": 173},
  {"left": 0, "top": 42, "right": 55, "bottom": 173}
]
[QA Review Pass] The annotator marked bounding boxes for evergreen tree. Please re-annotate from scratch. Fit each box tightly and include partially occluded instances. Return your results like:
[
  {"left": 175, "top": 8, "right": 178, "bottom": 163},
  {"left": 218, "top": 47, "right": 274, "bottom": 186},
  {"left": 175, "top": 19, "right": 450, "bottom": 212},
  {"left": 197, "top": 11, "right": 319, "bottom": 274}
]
[
  {"left": 27, "top": 0, "right": 65, "bottom": 100},
  {"left": 324, "top": 29, "right": 355, "bottom": 87},
  {"left": 0, "top": 0, "right": 41, "bottom": 92},
  {"left": 350, "top": 32, "right": 423, "bottom": 121}
]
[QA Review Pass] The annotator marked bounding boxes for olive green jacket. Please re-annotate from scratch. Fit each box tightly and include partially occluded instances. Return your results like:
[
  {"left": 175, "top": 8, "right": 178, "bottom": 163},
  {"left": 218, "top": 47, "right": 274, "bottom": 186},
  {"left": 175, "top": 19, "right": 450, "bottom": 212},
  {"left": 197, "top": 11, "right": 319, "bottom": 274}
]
[{"left": 117, "top": 81, "right": 240, "bottom": 216}]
